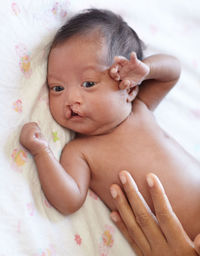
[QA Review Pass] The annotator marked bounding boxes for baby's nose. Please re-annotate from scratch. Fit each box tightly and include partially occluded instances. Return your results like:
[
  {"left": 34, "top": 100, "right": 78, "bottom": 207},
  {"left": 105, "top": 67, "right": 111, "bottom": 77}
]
[{"left": 65, "top": 87, "right": 82, "bottom": 106}]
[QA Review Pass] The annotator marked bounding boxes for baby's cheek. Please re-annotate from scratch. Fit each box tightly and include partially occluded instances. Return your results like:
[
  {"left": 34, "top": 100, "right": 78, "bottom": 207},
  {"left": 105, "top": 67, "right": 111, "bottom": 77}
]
[
  {"left": 49, "top": 100, "right": 60, "bottom": 119},
  {"left": 49, "top": 99, "right": 54, "bottom": 114}
]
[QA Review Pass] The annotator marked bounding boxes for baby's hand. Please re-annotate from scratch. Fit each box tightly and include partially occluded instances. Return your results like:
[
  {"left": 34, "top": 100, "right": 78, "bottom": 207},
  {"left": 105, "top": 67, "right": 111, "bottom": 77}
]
[
  {"left": 20, "top": 122, "right": 49, "bottom": 156},
  {"left": 109, "top": 52, "right": 150, "bottom": 90}
]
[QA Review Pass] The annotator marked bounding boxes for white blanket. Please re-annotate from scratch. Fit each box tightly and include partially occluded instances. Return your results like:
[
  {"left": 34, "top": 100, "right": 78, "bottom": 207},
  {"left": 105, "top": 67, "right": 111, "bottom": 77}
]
[{"left": 0, "top": 0, "right": 200, "bottom": 255}]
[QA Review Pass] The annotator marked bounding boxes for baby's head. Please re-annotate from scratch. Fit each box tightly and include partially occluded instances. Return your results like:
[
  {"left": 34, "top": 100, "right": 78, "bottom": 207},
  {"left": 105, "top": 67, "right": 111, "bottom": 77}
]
[
  {"left": 47, "top": 9, "right": 144, "bottom": 135},
  {"left": 50, "top": 8, "right": 144, "bottom": 65}
]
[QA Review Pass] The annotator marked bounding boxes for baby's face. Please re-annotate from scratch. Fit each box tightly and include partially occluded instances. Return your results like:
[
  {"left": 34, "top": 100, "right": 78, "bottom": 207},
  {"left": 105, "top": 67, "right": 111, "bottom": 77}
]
[{"left": 47, "top": 34, "right": 131, "bottom": 135}]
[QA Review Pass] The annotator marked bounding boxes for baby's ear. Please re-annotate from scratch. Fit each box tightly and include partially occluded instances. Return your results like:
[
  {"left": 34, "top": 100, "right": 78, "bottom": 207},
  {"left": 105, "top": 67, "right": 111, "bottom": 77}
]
[{"left": 126, "top": 86, "right": 139, "bottom": 102}]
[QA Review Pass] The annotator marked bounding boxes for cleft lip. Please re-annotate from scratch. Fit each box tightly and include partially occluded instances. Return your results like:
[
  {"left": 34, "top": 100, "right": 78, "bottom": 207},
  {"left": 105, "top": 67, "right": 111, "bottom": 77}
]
[
  {"left": 71, "top": 110, "right": 79, "bottom": 117},
  {"left": 65, "top": 105, "right": 84, "bottom": 120},
  {"left": 69, "top": 107, "right": 83, "bottom": 119}
]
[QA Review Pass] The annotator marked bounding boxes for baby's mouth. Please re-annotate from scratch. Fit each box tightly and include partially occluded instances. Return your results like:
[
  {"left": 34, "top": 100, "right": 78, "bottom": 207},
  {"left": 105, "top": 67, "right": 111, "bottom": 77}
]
[
  {"left": 70, "top": 109, "right": 83, "bottom": 119},
  {"left": 71, "top": 110, "right": 79, "bottom": 117},
  {"left": 66, "top": 105, "right": 83, "bottom": 119}
]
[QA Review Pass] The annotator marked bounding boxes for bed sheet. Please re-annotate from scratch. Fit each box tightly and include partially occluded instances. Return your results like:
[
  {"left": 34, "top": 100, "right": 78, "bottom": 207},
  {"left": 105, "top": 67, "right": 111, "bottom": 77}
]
[{"left": 0, "top": 0, "right": 199, "bottom": 255}]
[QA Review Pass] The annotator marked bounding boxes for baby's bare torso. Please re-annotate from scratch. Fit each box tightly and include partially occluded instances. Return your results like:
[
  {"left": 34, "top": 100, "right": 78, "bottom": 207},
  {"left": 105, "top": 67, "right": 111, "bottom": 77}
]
[{"left": 76, "top": 99, "right": 200, "bottom": 239}]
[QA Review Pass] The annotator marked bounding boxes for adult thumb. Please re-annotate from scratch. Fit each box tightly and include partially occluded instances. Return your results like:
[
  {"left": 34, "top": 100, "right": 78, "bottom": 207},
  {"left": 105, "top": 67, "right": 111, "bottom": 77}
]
[{"left": 194, "top": 234, "right": 200, "bottom": 255}]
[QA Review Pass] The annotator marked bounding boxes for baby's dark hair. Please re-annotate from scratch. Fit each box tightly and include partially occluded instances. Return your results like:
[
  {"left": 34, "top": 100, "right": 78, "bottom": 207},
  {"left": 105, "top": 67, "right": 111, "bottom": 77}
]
[{"left": 50, "top": 8, "right": 145, "bottom": 65}]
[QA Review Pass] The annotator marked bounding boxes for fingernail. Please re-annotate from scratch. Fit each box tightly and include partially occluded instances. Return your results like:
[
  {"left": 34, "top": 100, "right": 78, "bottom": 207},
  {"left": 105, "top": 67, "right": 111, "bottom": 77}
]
[
  {"left": 110, "top": 213, "right": 119, "bottom": 222},
  {"left": 110, "top": 187, "right": 117, "bottom": 198},
  {"left": 120, "top": 173, "right": 126, "bottom": 184},
  {"left": 125, "top": 80, "right": 130, "bottom": 86},
  {"left": 146, "top": 174, "right": 154, "bottom": 187}
]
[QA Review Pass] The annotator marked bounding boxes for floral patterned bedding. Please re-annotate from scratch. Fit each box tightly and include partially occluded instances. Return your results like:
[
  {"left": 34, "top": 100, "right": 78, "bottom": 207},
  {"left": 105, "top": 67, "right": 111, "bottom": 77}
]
[{"left": 0, "top": 0, "right": 199, "bottom": 255}]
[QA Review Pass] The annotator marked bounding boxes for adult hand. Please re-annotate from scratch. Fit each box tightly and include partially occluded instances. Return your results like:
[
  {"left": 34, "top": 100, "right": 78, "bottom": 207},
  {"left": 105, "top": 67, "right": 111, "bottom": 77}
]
[{"left": 110, "top": 171, "right": 200, "bottom": 256}]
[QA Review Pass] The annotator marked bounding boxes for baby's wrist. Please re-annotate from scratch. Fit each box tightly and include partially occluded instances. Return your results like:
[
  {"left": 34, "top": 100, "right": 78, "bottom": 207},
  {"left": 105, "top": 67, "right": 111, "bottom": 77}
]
[
  {"left": 141, "top": 59, "right": 152, "bottom": 80},
  {"left": 31, "top": 144, "right": 51, "bottom": 158}
]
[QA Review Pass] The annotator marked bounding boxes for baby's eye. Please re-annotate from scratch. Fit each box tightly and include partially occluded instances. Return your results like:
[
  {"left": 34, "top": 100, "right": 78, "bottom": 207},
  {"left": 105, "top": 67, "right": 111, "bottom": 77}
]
[
  {"left": 82, "top": 81, "right": 96, "bottom": 88},
  {"left": 51, "top": 86, "right": 64, "bottom": 92}
]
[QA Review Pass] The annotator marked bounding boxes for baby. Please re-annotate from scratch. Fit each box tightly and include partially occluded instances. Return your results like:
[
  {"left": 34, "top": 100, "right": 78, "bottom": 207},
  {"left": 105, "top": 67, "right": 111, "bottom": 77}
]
[{"left": 20, "top": 9, "right": 200, "bottom": 240}]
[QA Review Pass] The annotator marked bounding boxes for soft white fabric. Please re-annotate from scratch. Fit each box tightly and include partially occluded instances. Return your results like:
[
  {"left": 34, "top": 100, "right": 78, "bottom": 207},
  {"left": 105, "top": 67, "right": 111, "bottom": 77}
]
[{"left": 0, "top": 0, "right": 199, "bottom": 255}]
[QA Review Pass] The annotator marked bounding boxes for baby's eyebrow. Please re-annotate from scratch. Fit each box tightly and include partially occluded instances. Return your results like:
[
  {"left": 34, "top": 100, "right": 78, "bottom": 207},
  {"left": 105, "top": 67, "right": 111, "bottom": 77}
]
[
  {"left": 48, "top": 74, "right": 57, "bottom": 79},
  {"left": 47, "top": 74, "right": 62, "bottom": 83},
  {"left": 81, "top": 64, "right": 102, "bottom": 73}
]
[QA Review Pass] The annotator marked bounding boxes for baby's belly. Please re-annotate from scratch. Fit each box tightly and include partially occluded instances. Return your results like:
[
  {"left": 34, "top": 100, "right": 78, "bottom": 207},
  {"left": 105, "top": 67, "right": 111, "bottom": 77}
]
[{"left": 89, "top": 136, "right": 200, "bottom": 239}]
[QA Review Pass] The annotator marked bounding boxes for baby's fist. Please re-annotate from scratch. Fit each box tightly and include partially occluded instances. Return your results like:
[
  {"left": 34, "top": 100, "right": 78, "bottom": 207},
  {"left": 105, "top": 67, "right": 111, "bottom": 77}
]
[{"left": 20, "top": 122, "right": 49, "bottom": 156}]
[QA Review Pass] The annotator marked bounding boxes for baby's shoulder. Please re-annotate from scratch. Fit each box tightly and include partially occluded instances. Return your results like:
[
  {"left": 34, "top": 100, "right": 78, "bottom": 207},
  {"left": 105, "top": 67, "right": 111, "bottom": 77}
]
[
  {"left": 62, "top": 136, "right": 92, "bottom": 156},
  {"left": 60, "top": 138, "right": 88, "bottom": 165},
  {"left": 62, "top": 137, "right": 83, "bottom": 152}
]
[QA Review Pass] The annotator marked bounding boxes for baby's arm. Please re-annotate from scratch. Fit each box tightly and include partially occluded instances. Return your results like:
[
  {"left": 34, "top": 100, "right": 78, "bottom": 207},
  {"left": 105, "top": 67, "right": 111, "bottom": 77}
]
[
  {"left": 20, "top": 122, "right": 90, "bottom": 215},
  {"left": 110, "top": 53, "right": 181, "bottom": 111},
  {"left": 138, "top": 54, "right": 181, "bottom": 110}
]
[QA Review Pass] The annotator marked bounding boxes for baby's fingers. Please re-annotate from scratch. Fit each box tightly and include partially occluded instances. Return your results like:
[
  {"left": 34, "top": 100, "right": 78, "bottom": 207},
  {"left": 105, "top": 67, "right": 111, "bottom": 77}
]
[
  {"left": 130, "top": 52, "right": 138, "bottom": 64},
  {"left": 114, "top": 56, "right": 129, "bottom": 66},
  {"left": 119, "top": 79, "right": 131, "bottom": 90},
  {"left": 110, "top": 64, "right": 121, "bottom": 81},
  {"left": 110, "top": 56, "right": 129, "bottom": 80}
]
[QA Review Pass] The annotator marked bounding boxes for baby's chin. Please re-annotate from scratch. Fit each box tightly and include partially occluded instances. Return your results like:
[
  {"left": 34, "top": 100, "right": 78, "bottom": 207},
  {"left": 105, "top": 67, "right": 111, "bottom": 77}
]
[
  {"left": 60, "top": 123, "right": 110, "bottom": 136},
  {"left": 75, "top": 124, "right": 119, "bottom": 137}
]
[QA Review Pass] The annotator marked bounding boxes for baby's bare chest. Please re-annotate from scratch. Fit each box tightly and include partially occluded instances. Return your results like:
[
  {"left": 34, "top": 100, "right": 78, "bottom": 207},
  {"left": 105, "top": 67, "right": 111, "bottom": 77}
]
[
  {"left": 85, "top": 115, "right": 198, "bottom": 197},
  {"left": 85, "top": 116, "right": 173, "bottom": 206}
]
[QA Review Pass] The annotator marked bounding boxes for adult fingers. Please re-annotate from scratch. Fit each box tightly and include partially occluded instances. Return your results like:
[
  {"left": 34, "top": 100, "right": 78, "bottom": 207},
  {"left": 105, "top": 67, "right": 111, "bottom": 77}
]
[
  {"left": 118, "top": 171, "right": 167, "bottom": 248},
  {"left": 110, "top": 211, "right": 143, "bottom": 256},
  {"left": 110, "top": 183, "right": 151, "bottom": 254},
  {"left": 146, "top": 173, "right": 191, "bottom": 246},
  {"left": 194, "top": 234, "right": 200, "bottom": 255}
]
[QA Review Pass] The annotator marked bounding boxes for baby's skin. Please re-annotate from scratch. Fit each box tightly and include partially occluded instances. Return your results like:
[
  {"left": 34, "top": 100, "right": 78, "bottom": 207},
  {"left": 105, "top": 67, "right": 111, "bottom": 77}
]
[{"left": 20, "top": 34, "right": 200, "bottom": 240}]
